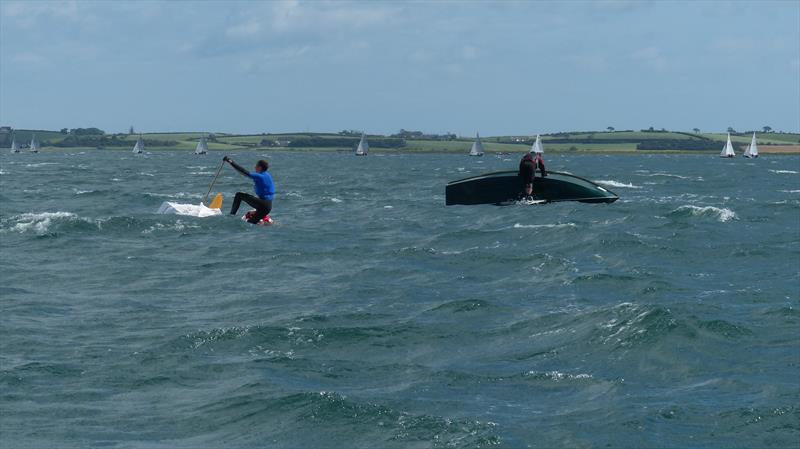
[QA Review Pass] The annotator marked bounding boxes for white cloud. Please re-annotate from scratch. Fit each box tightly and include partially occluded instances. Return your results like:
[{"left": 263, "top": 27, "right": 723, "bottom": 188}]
[
  {"left": 631, "top": 46, "right": 667, "bottom": 70},
  {"left": 561, "top": 53, "right": 609, "bottom": 71},
  {"left": 461, "top": 45, "right": 479, "bottom": 60},
  {"left": 268, "top": 0, "right": 399, "bottom": 33},
  {"left": 1, "top": 0, "right": 81, "bottom": 27},
  {"left": 12, "top": 51, "right": 47, "bottom": 66},
  {"left": 226, "top": 20, "right": 263, "bottom": 39},
  {"left": 710, "top": 37, "right": 757, "bottom": 54}
]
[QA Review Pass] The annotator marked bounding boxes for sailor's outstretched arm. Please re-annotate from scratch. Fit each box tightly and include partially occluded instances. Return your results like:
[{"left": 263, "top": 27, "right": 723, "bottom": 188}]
[{"left": 223, "top": 156, "right": 250, "bottom": 177}]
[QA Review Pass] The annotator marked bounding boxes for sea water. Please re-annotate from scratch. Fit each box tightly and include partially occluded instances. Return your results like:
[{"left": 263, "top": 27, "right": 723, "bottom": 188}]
[{"left": 1, "top": 150, "right": 798, "bottom": 448}]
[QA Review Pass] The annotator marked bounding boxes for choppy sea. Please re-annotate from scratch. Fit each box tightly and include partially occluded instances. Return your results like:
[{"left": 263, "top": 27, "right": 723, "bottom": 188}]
[{"left": 1, "top": 150, "right": 799, "bottom": 449}]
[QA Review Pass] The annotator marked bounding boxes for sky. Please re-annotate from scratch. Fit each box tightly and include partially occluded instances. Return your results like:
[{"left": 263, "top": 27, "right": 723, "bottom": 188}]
[{"left": 1, "top": 0, "right": 798, "bottom": 136}]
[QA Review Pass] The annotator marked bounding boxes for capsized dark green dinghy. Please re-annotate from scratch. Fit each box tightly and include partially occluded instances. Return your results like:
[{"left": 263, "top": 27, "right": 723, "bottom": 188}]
[{"left": 445, "top": 171, "right": 618, "bottom": 205}]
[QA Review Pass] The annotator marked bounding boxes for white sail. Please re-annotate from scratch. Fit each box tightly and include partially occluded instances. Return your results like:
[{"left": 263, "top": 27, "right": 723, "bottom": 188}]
[
  {"left": 10, "top": 136, "right": 19, "bottom": 153},
  {"left": 743, "top": 132, "right": 758, "bottom": 158},
  {"left": 132, "top": 135, "right": 144, "bottom": 154},
  {"left": 195, "top": 135, "right": 208, "bottom": 154},
  {"left": 719, "top": 133, "right": 735, "bottom": 158},
  {"left": 355, "top": 133, "right": 368, "bottom": 156},
  {"left": 29, "top": 134, "right": 39, "bottom": 153},
  {"left": 469, "top": 132, "right": 485, "bottom": 156},
  {"left": 530, "top": 134, "right": 544, "bottom": 154}
]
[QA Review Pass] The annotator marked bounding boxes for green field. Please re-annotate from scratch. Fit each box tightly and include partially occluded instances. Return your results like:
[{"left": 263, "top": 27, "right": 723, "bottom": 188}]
[{"left": 2, "top": 128, "right": 797, "bottom": 153}]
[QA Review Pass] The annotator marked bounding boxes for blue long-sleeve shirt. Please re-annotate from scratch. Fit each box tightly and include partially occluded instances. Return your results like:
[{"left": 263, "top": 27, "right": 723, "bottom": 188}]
[{"left": 249, "top": 171, "right": 275, "bottom": 201}]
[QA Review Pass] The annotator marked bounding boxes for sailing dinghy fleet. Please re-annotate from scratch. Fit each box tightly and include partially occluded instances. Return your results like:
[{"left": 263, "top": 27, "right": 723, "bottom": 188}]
[{"left": 720, "top": 132, "right": 759, "bottom": 158}]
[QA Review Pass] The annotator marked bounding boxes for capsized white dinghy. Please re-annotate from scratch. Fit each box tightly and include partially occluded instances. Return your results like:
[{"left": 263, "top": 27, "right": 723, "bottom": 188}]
[{"left": 157, "top": 193, "right": 223, "bottom": 217}]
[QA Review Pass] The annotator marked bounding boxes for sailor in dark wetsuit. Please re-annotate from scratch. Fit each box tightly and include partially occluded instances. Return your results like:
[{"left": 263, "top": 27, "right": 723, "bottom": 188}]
[
  {"left": 223, "top": 156, "right": 274, "bottom": 223},
  {"left": 518, "top": 152, "right": 547, "bottom": 200}
]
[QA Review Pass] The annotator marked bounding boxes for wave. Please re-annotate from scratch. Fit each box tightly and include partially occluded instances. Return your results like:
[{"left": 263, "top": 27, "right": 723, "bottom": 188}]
[
  {"left": 642, "top": 172, "right": 690, "bottom": 179},
  {"left": 595, "top": 180, "right": 642, "bottom": 189},
  {"left": 145, "top": 192, "right": 203, "bottom": 199},
  {"left": 0, "top": 211, "right": 89, "bottom": 235},
  {"left": 190, "top": 389, "right": 500, "bottom": 447},
  {"left": 513, "top": 222, "right": 576, "bottom": 229},
  {"left": 671, "top": 205, "right": 737, "bottom": 222},
  {"left": 780, "top": 190, "right": 800, "bottom": 193},
  {"left": 770, "top": 169, "right": 798, "bottom": 174}
]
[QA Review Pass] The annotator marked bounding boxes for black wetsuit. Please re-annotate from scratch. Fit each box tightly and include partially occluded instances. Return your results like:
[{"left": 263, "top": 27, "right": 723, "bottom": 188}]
[
  {"left": 231, "top": 193, "right": 272, "bottom": 223},
  {"left": 227, "top": 160, "right": 273, "bottom": 224},
  {"left": 519, "top": 158, "right": 536, "bottom": 186}
]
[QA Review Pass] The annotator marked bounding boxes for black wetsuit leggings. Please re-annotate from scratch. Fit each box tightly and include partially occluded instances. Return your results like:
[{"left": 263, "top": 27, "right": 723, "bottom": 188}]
[{"left": 230, "top": 192, "right": 272, "bottom": 223}]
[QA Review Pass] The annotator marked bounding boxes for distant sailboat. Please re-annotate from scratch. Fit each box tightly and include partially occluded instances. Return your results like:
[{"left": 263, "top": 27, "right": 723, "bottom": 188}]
[
  {"left": 132, "top": 134, "right": 144, "bottom": 154},
  {"left": 530, "top": 134, "right": 544, "bottom": 154},
  {"left": 469, "top": 133, "right": 485, "bottom": 156},
  {"left": 10, "top": 135, "right": 19, "bottom": 153},
  {"left": 29, "top": 134, "right": 39, "bottom": 153},
  {"left": 195, "top": 135, "right": 208, "bottom": 155},
  {"left": 719, "top": 133, "right": 735, "bottom": 158},
  {"left": 743, "top": 132, "right": 759, "bottom": 158},
  {"left": 355, "top": 133, "right": 368, "bottom": 156}
]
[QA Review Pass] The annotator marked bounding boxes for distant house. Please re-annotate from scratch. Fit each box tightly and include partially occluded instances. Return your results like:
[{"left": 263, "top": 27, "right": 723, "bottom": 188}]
[
  {"left": 0, "top": 126, "right": 11, "bottom": 134},
  {"left": 274, "top": 139, "right": 292, "bottom": 147}
]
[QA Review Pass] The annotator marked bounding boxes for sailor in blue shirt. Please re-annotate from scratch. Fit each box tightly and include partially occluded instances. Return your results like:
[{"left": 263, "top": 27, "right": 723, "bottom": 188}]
[{"left": 223, "top": 156, "right": 275, "bottom": 223}]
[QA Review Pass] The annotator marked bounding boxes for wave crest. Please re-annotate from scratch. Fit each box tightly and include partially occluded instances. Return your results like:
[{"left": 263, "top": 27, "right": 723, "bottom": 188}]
[{"left": 671, "top": 205, "right": 737, "bottom": 222}]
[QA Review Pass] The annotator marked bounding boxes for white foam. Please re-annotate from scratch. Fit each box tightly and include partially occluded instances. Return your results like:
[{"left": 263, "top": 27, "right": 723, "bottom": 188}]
[
  {"left": 142, "top": 220, "right": 201, "bottom": 234},
  {"left": 675, "top": 205, "right": 737, "bottom": 222},
  {"left": 513, "top": 223, "right": 576, "bottom": 229},
  {"left": 330, "top": 198, "right": 343, "bottom": 203},
  {"left": 6, "top": 211, "right": 78, "bottom": 234},
  {"left": 646, "top": 172, "right": 690, "bottom": 179},
  {"left": 595, "top": 180, "right": 642, "bottom": 189},
  {"left": 146, "top": 192, "right": 202, "bottom": 199},
  {"left": 770, "top": 169, "right": 798, "bottom": 174},
  {"left": 781, "top": 190, "right": 800, "bottom": 193}
]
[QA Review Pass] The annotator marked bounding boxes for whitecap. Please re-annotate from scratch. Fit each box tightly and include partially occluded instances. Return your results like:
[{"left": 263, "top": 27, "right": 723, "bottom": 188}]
[
  {"left": 190, "top": 171, "right": 214, "bottom": 175},
  {"left": 5, "top": 211, "right": 79, "bottom": 234},
  {"left": 781, "top": 190, "right": 800, "bottom": 193},
  {"left": 142, "top": 220, "right": 200, "bottom": 234},
  {"left": 513, "top": 223, "right": 576, "bottom": 229},
  {"left": 330, "top": 198, "right": 343, "bottom": 203},
  {"left": 674, "top": 205, "right": 737, "bottom": 222},
  {"left": 595, "top": 180, "right": 642, "bottom": 189},
  {"left": 646, "top": 172, "right": 690, "bottom": 179},
  {"left": 145, "top": 192, "right": 202, "bottom": 199},
  {"left": 383, "top": 205, "right": 393, "bottom": 209},
  {"left": 770, "top": 169, "right": 798, "bottom": 174}
]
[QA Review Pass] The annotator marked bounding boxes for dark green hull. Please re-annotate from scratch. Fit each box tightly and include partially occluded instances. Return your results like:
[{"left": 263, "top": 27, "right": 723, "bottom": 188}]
[{"left": 445, "top": 170, "right": 618, "bottom": 206}]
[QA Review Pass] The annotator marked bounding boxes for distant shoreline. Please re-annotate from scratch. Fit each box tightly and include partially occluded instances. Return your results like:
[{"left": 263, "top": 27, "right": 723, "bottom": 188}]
[
  {"left": 3, "top": 128, "right": 798, "bottom": 154},
  {"left": 18, "top": 146, "right": 800, "bottom": 155}
]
